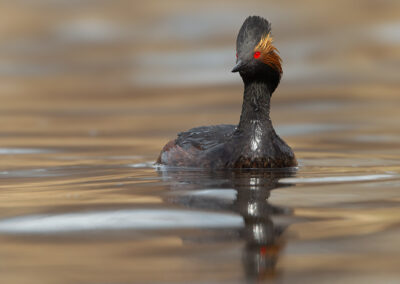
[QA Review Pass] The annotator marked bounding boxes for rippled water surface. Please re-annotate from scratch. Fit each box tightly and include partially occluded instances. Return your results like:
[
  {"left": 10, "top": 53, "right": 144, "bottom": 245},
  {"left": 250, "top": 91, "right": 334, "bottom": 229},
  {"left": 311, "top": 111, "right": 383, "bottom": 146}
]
[{"left": 1, "top": 1, "right": 400, "bottom": 283}]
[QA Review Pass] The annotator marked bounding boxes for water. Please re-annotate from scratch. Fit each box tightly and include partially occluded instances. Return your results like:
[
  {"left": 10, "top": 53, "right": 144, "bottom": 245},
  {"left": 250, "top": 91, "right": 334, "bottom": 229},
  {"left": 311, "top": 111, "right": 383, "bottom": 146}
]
[
  {"left": 1, "top": 154, "right": 400, "bottom": 284},
  {"left": 1, "top": 0, "right": 400, "bottom": 283}
]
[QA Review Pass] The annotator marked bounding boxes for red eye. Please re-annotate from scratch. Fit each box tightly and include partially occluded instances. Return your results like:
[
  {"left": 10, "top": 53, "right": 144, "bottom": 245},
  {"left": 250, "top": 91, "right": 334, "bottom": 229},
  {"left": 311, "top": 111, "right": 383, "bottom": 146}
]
[
  {"left": 253, "top": 51, "right": 261, "bottom": 59},
  {"left": 236, "top": 52, "right": 238, "bottom": 58}
]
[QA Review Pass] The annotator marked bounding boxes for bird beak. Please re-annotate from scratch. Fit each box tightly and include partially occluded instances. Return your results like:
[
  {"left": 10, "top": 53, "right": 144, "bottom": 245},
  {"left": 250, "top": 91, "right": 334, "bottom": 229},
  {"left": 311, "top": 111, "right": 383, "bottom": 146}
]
[{"left": 231, "top": 59, "right": 244, "bottom": 73}]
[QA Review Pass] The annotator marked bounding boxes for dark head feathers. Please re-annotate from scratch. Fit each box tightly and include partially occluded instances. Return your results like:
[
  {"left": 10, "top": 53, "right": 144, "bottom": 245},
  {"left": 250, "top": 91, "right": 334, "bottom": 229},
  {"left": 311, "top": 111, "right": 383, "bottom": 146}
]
[{"left": 236, "top": 16, "right": 272, "bottom": 57}]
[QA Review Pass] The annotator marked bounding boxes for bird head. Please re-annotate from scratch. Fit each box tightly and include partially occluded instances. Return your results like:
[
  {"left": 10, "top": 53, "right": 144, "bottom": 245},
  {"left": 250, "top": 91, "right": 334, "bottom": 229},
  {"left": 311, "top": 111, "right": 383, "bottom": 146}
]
[{"left": 232, "top": 16, "right": 282, "bottom": 94}]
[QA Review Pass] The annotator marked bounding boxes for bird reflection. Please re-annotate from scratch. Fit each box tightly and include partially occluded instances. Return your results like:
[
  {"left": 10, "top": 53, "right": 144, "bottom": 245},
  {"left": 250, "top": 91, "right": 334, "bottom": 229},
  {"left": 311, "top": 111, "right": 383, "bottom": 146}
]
[{"left": 157, "top": 168, "right": 295, "bottom": 281}]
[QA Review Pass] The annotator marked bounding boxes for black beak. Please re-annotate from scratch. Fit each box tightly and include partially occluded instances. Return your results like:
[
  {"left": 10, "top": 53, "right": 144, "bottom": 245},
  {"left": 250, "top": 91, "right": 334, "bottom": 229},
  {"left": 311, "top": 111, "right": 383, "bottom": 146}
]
[{"left": 231, "top": 59, "right": 244, "bottom": 73}]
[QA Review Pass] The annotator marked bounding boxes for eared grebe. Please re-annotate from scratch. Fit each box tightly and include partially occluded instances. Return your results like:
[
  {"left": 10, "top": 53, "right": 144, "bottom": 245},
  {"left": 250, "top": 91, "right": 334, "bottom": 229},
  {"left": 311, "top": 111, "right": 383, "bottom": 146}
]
[{"left": 157, "top": 16, "right": 297, "bottom": 168}]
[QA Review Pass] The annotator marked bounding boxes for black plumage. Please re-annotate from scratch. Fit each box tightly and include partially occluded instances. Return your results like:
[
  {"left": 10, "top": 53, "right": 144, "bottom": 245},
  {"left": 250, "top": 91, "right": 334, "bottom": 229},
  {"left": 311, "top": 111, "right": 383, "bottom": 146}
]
[{"left": 157, "top": 16, "right": 297, "bottom": 168}]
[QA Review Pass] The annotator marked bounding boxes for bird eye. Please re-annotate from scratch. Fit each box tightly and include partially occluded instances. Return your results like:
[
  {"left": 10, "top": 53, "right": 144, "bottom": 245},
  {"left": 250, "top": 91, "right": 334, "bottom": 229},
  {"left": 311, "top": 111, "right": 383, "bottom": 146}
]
[{"left": 253, "top": 51, "right": 261, "bottom": 59}]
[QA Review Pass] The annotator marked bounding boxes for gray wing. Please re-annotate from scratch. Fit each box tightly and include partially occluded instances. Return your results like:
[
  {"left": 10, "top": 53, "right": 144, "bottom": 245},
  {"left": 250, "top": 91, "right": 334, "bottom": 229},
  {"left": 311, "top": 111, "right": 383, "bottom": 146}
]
[{"left": 175, "top": 124, "right": 237, "bottom": 151}]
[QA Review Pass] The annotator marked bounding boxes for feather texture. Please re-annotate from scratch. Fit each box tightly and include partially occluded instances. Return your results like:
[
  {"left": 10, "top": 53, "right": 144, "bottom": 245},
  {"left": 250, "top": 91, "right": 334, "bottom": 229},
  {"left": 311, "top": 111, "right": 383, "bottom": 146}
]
[{"left": 254, "top": 33, "right": 282, "bottom": 74}]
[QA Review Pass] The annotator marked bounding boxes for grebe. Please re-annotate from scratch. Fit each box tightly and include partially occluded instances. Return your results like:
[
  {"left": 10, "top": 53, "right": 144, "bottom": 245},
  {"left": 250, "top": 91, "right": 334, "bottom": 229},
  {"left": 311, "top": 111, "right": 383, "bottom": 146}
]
[{"left": 157, "top": 16, "right": 297, "bottom": 169}]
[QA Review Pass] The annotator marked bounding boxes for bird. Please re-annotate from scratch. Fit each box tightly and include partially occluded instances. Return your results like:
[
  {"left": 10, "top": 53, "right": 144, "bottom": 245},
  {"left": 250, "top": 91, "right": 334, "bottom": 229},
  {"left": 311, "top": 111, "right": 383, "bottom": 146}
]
[{"left": 157, "top": 16, "right": 297, "bottom": 169}]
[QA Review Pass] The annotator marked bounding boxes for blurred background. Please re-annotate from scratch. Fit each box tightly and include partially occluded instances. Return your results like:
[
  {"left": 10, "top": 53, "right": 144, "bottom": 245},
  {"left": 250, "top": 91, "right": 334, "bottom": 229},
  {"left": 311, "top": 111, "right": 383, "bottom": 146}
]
[
  {"left": 0, "top": 0, "right": 399, "bottom": 156},
  {"left": 0, "top": 1, "right": 400, "bottom": 283}
]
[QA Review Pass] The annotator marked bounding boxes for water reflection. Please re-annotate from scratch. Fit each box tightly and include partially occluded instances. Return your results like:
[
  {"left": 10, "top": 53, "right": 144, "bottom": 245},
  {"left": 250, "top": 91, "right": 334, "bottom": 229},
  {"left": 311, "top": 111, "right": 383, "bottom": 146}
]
[{"left": 158, "top": 168, "right": 295, "bottom": 281}]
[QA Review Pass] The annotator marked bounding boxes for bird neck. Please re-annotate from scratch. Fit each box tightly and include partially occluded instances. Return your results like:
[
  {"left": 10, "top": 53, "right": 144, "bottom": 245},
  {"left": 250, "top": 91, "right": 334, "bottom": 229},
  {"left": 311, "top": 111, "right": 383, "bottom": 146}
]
[{"left": 237, "top": 80, "right": 273, "bottom": 131}]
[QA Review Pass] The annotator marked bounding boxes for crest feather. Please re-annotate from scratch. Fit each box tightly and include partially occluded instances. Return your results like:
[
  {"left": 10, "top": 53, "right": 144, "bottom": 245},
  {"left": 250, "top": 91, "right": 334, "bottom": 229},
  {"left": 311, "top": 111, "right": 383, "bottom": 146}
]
[{"left": 254, "top": 33, "right": 282, "bottom": 74}]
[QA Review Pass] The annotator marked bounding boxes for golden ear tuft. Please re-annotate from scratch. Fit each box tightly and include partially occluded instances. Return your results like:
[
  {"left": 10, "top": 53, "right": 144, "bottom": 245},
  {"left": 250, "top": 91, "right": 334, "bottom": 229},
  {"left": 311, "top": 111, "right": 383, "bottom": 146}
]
[
  {"left": 254, "top": 33, "right": 274, "bottom": 53},
  {"left": 254, "top": 33, "right": 282, "bottom": 74}
]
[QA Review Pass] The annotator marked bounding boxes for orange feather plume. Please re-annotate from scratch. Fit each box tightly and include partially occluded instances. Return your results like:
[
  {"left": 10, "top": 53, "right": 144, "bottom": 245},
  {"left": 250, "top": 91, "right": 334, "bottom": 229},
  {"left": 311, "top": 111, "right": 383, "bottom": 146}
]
[{"left": 254, "top": 33, "right": 282, "bottom": 74}]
